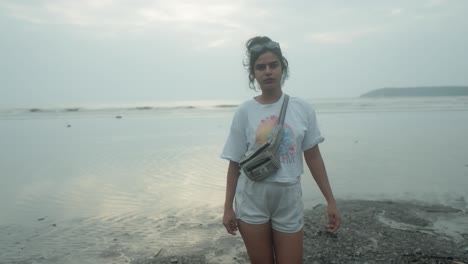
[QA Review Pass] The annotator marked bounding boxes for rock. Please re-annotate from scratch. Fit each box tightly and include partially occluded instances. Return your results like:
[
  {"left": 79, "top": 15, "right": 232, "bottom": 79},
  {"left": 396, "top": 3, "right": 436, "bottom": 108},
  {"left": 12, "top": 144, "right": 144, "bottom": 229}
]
[
  {"left": 170, "top": 257, "right": 178, "bottom": 263},
  {"left": 153, "top": 248, "right": 162, "bottom": 258}
]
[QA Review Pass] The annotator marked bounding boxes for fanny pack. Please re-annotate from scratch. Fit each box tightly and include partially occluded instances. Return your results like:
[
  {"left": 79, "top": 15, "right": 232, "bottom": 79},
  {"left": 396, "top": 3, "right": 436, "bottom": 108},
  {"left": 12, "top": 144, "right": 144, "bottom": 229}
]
[{"left": 239, "top": 94, "right": 289, "bottom": 181}]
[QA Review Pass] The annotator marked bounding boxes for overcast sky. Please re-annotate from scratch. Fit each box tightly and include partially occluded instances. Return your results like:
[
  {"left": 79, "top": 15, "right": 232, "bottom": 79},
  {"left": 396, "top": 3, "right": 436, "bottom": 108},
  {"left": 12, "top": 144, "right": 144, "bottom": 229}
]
[{"left": 1, "top": 0, "right": 467, "bottom": 108}]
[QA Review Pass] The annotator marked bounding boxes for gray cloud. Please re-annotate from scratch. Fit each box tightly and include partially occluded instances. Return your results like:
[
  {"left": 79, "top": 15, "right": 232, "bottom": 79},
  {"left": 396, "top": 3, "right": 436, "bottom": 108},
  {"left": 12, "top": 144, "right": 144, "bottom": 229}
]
[{"left": 1, "top": 0, "right": 467, "bottom": 107}]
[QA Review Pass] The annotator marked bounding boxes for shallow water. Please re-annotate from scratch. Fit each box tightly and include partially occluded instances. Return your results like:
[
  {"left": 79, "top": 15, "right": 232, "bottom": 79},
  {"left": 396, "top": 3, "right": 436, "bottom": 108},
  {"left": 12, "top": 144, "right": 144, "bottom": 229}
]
[{"left": 1, "top": 96, "right": 468, "bottom": 263}]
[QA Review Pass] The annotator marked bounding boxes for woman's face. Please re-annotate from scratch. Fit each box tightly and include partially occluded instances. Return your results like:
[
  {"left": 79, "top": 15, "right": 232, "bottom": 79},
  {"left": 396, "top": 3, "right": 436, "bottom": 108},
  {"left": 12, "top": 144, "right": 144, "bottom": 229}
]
[{"left": 253, "top": 51, "right": 282, "bottom": 92}]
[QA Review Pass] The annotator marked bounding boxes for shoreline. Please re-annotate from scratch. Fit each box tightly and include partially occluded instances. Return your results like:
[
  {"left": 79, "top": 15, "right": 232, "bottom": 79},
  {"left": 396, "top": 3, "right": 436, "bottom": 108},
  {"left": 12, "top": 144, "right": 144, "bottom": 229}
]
[
  {"left": 2, "top": 199, "right": 467, "bottom": 264},
  {"left": 134, "top": 199, "right": 468, "bottom": 264}
]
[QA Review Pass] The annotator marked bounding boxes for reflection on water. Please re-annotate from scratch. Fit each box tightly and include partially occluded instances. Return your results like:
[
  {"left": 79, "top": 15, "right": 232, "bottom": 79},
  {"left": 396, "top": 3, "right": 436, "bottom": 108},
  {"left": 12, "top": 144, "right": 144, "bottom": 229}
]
[
  {"left": 0, "top": 208, "right": 227, "bottom": 263},
  {"left": 0, "top": 114, "right": 231, "bottom": 263},
  {"left": 0, "top": 116, "right": 228, "bottom": 223},
  {"left": 1, "top": 97, "right": 468, "bottom": 263}
]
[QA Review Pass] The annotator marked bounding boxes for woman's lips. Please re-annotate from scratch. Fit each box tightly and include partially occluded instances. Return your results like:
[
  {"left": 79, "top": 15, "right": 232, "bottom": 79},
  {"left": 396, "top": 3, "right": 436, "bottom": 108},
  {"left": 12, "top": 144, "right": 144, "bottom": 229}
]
[{"left": 263, "top": 78, "right": 274, "bottom": 84}]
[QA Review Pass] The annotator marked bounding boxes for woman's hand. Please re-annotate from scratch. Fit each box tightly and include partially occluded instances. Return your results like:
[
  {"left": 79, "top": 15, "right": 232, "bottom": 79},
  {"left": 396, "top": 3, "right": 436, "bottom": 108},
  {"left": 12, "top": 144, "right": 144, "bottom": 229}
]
[
  {"left": 223, "top": 208, "right": 238, "bottom": 235},
  {"left": 326, "top": 203, "right": 340, "bottom": 233}
]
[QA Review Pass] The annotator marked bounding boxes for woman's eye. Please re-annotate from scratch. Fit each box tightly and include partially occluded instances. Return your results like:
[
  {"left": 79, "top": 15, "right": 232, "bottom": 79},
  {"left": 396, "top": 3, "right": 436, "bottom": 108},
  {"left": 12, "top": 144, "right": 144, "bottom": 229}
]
[
  {"left": 255, "top": 64, "right": 266, "bottom": 71},
  {"left": 269, "top": 63, "right": 279, "bottom": 69}
]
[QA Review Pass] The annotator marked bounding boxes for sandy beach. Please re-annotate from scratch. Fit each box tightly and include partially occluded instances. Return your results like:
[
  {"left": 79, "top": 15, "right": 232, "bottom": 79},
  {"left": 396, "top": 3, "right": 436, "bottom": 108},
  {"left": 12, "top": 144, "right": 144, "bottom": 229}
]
[
  {"left": 2, "top": 99, "right": 468, "bottom": 264},
  {"left": 132, "top": 200, "right": 468, "bottom": 264}
]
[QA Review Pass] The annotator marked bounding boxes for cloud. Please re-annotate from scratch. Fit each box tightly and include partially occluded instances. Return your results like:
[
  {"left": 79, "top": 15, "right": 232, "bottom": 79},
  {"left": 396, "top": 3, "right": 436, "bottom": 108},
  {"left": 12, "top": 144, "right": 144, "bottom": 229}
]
[
  {"left": 0, "top": 2, "right": 46, "bottom": 24},
  {"left": 0, "top": 0, "right": 246, "bottom": 31},
  {"left": 207, "top": 39, "right": 228, "bottom": 48},
  {"left": 425, "top": 0, "right": 449, "bottom": 7},
  {"left": 0, "top": 0, "right": 253, "bottom": 49},
  {"left": 389, "top": 8, "right": 403, "bottom": 16},
  {"left": 306, "top": 27, "right": 380, "bottom": 44}
]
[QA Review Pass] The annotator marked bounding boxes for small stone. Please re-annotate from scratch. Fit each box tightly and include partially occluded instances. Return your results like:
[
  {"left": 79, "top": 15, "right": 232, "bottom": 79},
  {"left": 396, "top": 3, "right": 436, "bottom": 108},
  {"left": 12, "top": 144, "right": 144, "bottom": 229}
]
[
  {"left": 153, "top": 248, "right": 162, "bottom": 258},
  {"left": 170, "top": 258, "right": 178, "bottom": 263},
  {"left": 413, "top": 248, "right": 422, "bottom": 254}
]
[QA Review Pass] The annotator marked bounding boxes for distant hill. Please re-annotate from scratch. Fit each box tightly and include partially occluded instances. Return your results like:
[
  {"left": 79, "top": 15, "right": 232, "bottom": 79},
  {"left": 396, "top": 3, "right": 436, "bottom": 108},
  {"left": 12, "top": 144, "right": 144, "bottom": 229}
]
[{"left": 360, "top": 86, "right": 468, "bottom": 97}]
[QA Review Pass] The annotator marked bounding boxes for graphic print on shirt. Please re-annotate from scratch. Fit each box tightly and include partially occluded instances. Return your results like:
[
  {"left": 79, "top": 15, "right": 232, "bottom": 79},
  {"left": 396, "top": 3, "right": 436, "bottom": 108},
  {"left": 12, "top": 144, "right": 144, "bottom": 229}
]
[{"left": 255, "top": 115, "right": 296, "bottom": 164}]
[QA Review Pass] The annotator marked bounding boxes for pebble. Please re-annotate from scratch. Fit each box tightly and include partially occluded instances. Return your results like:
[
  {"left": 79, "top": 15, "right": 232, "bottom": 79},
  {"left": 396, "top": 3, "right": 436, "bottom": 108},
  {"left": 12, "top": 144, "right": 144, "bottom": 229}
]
[{"left": 170, "top": 257, "right": 178, "bottom": 263}]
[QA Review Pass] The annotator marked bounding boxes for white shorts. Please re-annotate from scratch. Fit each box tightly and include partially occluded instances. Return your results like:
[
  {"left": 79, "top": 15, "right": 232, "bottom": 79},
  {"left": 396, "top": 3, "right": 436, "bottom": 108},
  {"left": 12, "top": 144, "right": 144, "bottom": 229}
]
[{"left": 234, "top": 175, "right": 304, "bottom": 233}]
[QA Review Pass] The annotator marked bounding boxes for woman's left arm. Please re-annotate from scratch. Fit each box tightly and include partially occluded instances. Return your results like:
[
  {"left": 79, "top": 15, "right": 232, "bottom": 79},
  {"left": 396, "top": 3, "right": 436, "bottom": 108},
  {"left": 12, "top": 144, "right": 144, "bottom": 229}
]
[{"left": 304, "top": 145, "right": 340, "bottom": 233}]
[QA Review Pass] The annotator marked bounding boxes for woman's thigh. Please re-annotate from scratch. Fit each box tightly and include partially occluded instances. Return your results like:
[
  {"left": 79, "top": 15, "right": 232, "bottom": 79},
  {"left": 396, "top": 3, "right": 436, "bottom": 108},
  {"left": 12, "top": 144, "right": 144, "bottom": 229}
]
[
  {"left": 272, "top": 229, "right": 303, "bottom": 264},
  {"left": 238, "top": 220, "right": 275, "bottom": 264}
]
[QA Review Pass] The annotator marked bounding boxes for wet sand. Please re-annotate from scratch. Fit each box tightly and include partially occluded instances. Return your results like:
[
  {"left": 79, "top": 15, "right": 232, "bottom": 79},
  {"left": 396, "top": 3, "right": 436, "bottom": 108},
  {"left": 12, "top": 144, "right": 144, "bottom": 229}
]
[
  {"left": 2, "top": 199, "right": 468, "bottom": 264},
  {"left": 133, "top": 200, "right": 468, "bottom": 264}
]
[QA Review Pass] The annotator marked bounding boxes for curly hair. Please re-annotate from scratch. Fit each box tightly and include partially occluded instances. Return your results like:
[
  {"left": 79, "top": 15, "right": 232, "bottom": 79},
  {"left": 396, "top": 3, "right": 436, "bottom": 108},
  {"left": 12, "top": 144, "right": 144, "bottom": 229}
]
[{"left": 243, "top": 36, "right": 289, "bottom": 91}]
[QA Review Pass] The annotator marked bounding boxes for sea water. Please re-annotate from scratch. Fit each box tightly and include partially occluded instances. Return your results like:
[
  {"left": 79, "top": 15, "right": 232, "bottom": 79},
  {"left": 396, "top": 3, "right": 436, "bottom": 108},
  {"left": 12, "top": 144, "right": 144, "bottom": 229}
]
[{"left": 0, "top": 96, "right": 467, "bottom": 263}]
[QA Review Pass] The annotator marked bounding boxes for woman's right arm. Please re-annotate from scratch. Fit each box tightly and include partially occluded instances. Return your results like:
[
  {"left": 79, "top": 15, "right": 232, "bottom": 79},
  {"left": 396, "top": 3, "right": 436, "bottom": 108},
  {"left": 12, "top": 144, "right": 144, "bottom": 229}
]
[{"left": 223, "top": 160, "right": 241, "bottom": 235}]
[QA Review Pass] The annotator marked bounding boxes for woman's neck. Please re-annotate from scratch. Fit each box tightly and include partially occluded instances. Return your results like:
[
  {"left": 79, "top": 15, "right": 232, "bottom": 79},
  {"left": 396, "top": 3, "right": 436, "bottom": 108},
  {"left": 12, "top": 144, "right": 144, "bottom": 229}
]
[{"left": 256, "top": 89, "right": 283, "bottom": 104}]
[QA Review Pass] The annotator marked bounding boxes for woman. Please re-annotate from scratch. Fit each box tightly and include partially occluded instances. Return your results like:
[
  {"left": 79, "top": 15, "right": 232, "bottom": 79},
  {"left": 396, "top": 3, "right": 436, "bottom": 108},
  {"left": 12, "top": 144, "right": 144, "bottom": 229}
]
[{"left": 221, "top": 36, "right": 340, "bottom": 264}]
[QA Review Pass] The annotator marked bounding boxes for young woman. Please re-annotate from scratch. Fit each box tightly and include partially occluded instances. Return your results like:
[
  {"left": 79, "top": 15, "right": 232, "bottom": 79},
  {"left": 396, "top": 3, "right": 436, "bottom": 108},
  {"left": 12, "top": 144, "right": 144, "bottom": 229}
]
[{"left": 221, "top": 36, "right": 340, "bottom": 264}]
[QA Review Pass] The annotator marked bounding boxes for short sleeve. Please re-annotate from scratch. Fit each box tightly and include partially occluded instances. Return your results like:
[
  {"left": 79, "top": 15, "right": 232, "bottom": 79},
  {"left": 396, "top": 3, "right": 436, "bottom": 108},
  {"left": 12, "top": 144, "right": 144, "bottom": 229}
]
[
  {"left": 220, "top": 106, "right": 248, "bottom": 162},
  {"left": 302, "top": 103, "right": 324, "bottom": 151}
]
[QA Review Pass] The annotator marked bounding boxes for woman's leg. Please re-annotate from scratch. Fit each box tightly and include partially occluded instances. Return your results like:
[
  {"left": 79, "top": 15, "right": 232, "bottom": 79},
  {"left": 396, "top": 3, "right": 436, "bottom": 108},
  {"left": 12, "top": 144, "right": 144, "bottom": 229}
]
[
  {"left": 272, "top": 229, "right": 303, "bottom": 264},
  {"left": 238, "top": 220, "right": 275, "bottom": 264}
]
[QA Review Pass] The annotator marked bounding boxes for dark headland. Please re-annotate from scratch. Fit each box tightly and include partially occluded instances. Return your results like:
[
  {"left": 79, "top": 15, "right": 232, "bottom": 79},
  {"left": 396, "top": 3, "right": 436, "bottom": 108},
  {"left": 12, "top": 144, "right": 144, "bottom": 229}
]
[{"left": 360, "top": 86, "right": 468, "bottom": 98}]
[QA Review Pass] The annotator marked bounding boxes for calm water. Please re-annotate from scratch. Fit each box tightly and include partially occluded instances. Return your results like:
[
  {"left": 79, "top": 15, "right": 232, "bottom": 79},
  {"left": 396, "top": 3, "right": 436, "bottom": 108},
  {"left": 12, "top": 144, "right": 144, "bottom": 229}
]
[{"left": 1, "top": 96, "right": 468, "bottom": 263}]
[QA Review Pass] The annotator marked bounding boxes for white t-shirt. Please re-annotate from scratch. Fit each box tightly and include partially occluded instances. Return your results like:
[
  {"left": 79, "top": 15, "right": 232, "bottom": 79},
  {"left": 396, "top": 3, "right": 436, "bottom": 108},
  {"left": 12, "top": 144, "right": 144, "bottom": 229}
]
[{"left": 221, "top": 93, "right": 324, "bottom": 183}]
